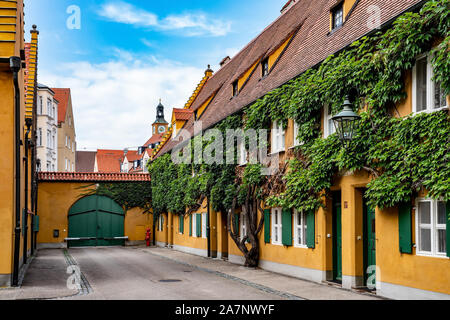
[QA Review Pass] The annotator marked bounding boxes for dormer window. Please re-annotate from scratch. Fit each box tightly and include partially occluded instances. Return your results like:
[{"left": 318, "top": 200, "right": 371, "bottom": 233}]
[
  {"left": 262, "top": 58, "right": 269, "bottom": 77},
  {"left": 332, "top": 3, "right": 344, "bottom": 30},
  {"left": 232, "top": 80, "right": 239, "bottom": 97}
]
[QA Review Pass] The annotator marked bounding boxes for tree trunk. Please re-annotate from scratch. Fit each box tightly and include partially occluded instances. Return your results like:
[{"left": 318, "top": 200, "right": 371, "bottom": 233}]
[{"left": 227, "top": 186, "right": 264, "bottom": 268}]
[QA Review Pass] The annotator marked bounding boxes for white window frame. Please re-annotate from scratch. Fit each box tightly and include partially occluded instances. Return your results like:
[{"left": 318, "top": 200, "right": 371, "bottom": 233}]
[
  {"left": 37, "top": 128, "right": 42, "bottom": 147},
  {"left": 192, "top": 214, "right": 198, "bottom": 238},
  {"left": 240, "top": 212, "right": 248, "bottom": 241},
  {"left": 293, "top": 121, "right": 304, "bottom": 147},
  {"left": 412, "top": 53, "right": 448, "bottom": 114},
  {"left": 271, "top": 121, "right": 285, "bottom": 154},
  {"left": 323, "top": 104, "right": 336, "bottom": 138},
  {"left": 238, "top": 139, "right": 248, "bottom": 166},
  {"left": 202, "top": 213, "right": 207, "bottom": 239},
  {"left": 38, "top": 96, "right": 43, "bottom": 115},
  {"left": 293, "top": 209, "right": 307, "bottom": 248},
  {"left": 415, "top": 198, "right": 447, "bottom": 258},
  {"left": 65, "top": 158, "right": 68, "bottom": 172},
  {"left": 158, "top": 215, "right": 164, "bottom": 232},
  {"left": 271, "top": 208, "right": 282, "bottom": 245}
]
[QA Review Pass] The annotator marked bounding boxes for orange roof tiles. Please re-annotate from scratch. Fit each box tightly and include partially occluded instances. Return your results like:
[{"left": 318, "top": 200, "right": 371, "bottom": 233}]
[
  {"left": 96, "top": 149, "right": 124, "bottom": 173},
  {"left": 143, "top": 133, "right": 164, "bottom": 147},
  {"left": 38, "top": 172, "right": 151, "bottom": 182},
  {"left": 52, "top": 88, "right": 71, "bottom": 124},
  {"left": 173, "top": 108, "right": 194, "bottom": 121}
]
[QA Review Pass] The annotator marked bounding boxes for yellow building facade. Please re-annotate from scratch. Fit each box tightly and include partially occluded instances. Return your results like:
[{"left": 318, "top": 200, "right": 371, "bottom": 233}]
[
  {"left": 153, "top": 0, "right": 449, "bottom": 300},
  {"left": 0, "top": 0, "right": 41, "bottom": 287}
]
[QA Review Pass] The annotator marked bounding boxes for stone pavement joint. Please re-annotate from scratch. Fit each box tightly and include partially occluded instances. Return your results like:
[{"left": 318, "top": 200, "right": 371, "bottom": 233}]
[
  {"left": 141, "top": 247, "right": 381, "bottom": 300},
  {"left": 62, "top": 249, "right": 93, "bottom": 297},
  {"left": 142, "top": 249, "right": 304, "bottom": 300}
]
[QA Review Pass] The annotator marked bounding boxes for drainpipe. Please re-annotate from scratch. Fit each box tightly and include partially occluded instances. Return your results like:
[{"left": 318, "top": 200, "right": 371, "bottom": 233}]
[
  {"left": 207, "top": 197, "right": 211, "bottom": 258},
  {"left": 23, "top": 118, "right": 32, "bottom": 265},
  {"left": 10, "top": 56, "right": 22, "bottom": 287}
]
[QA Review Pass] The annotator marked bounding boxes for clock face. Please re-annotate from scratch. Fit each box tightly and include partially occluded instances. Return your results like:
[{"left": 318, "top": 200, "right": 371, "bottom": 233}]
[{"left": 158, "top": 126, "right": 166, "bottom": 134}]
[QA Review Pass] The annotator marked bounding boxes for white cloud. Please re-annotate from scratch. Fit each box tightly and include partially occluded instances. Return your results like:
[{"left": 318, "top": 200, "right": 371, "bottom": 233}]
[
  {"left": 98, "top": 1, "right": 232, "bottom": 37},
  {"left": 39, "top": 53, "right": 204, "bottom": 150}
]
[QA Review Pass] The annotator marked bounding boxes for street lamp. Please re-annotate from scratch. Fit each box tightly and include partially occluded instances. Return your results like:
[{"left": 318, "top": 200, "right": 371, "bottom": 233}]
[{"left": 331, "top": 96, "right": 361, "bottom": 149}]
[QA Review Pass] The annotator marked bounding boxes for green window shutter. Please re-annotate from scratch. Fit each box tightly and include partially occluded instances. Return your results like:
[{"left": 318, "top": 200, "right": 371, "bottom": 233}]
[
  {"left": 398, "top": 202, "right": 412, "bottom": 254},
  {"left": 189, "top": 215, "right": 192, "bottom": 236},
  {"left": 264, "top": 209, "right": 271, "bottom": 244},
  {"left": 196, "top": 214, "right": 202, "bottom": 237},
  {"left": 234, "top": 213, "right": 240, "bottom": 237},
  {"left": 446, "top": 202, "right": 450, "bottom": 258},
  {"left": 179, "top": 215, "right": 184, "bottom": 234},
  {"left": 282, "top": 208, "right": 292, "bottom": 246},
  {"left": 306, "top": 210, "right": 315, "bottom": 249},
  {"left": 33, "top": 215, "right": 39, "bottom": 232}
]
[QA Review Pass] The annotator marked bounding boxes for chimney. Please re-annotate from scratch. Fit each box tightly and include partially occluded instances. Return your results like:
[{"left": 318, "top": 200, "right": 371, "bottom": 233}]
[
  {"left": 281, "top": 0, "right": 297, "bottom": 14},
  {"left": 220, "top": 56, "right": 231, "bottom": 67}
]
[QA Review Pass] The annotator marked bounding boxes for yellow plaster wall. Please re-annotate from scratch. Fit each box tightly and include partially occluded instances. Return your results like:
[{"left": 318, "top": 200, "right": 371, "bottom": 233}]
[
  {"left": 377, "top": 206, "right": 450, "bottom": 295},
  {"left": 0, "top": 67, "right": 15, "bottom": 275},
  {"left": 228, "top": 207, "right": 329, "bottom": 272},
  {"left": 196, "top": 94, "right": 215, "bottom": 120},
  {"left": 124, "top": 208, "right": 152, "bottom": 241},
  {"left": 37, "top": 182, "right": 151, "bottom": 244},
  {"left": 238, "top": 60, "right": 259, "bottom": 91},
  {"left": 268, "top": 35, "right": 293, "bottom": 70}
]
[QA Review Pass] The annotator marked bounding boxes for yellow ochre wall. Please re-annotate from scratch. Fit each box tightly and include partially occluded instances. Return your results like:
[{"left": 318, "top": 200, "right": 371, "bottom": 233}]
[
  {"left": 0, "top": 0, "right": 29, "bottom": 286},
  {"left": 37, "top": 182, "right": 152, "bottom": 245}
]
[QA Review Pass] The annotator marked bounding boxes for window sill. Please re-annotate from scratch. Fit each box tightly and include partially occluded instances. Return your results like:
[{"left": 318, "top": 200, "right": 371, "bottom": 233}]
[
  {"left": 293, "top": 244, "right": 309, "bottom": 249},
  {"left": 268, "top": 150, "right": 285, "bottom": 156},
  {"left": 271, "top": 242, "right": 283, "bottom": 246},
  {"left": 416, "top": 252, "right": 449, "bottom": 259},
  {"left": 411, "top": 106, "right": 449, "bottom": 116}
]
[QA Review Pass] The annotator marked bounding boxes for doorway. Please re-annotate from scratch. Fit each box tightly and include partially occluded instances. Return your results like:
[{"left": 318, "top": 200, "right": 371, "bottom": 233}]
[
  {"left": 332, "top": 191, "right": 342, "bottom": 282},
  {"left": 363, "top": 198, "right": 376, "bottom": 288}
]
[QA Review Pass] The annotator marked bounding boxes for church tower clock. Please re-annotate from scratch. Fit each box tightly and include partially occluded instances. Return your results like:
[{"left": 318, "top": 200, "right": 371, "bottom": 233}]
[{"left": 152, "top": 100, "right": 168, "bottom": 135}]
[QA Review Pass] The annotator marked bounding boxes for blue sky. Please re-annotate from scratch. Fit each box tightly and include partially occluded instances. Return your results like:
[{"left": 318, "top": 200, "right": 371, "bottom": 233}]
[{"left": 25, "top": 0, "right": 287, "bottom": 150}]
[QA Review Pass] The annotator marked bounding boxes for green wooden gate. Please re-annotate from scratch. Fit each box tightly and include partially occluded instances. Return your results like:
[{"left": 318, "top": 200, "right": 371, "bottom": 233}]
[
  {"left": 332, "top": 192, "right": 342, "bottom": 282},
  {"left": 364, "top": 203, "right": 376, "bottom": 286},
  {"left": 68, "top": 195, "right": 125, "bottom": 248}
]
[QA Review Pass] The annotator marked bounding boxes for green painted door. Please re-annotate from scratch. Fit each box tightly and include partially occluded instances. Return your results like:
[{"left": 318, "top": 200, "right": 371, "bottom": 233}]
[
  {"left": 364, "top": 203, "right": 376, "bottom": 286},
  {"left": 332, "top": 193, "right": 342, "bottom": 282},
  {"left": 68, "top": 195, "right": 125, "bottom": 248}
]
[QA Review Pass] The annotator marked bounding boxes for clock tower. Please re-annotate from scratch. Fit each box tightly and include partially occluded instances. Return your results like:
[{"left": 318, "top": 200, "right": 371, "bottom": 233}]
[{"left": 152, "top": 100, "right": 168, "bottom": 135}]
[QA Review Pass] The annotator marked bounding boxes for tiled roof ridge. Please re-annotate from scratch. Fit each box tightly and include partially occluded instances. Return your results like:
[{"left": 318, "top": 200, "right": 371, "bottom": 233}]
[{"left": 38, "top": 172, "right": 151, "bottom": 182}]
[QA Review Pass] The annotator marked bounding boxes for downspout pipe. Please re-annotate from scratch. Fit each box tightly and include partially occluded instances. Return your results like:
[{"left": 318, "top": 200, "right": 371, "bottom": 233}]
[
  {"left": 10, "top": 56, "right": 22, "bottom": 287},
  {"left": 207, "top": 197, "right": 211, "bottom": 258},
  {"left": 23, "top": 118, "right": 32, "bottom": 265}
]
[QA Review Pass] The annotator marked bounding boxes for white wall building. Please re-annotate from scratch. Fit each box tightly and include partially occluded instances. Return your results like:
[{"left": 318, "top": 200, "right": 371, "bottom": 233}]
[{"left": 36, "top": 84, "right": 58, "bottom": 172}]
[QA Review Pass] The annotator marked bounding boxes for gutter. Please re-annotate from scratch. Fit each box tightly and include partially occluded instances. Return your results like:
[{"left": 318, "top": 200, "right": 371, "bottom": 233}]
[
  {"left": 10, "top": 56, "right": 22, "bottom": 287},
  {"left": 23, "top": 118, "right": 32, "bottom": 265}
]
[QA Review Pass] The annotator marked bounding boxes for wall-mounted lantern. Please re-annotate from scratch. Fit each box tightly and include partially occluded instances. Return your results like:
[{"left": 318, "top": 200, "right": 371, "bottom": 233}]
[{"left": 331, "top": 96, "right": 361, "bottom": 149}]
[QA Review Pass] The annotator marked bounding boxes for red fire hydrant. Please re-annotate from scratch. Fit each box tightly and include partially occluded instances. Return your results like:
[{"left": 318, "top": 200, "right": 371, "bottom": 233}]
[{"left": 145, "top": 228, "right": 151, "bottom": 247}]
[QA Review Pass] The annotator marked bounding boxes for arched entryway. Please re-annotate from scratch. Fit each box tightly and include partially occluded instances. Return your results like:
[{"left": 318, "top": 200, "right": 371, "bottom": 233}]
[{"left": 68, "top": 195, "right": 125, "bottom": 248}]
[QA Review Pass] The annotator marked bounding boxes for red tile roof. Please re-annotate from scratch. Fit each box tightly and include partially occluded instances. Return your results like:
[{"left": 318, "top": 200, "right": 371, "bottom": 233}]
[
  {"left": 52, "top": 88, "right": 71, "bottom": 124},
  {"left": 173, "top": 108, "right": 194, "bottom": 121},
  {"left": 143, "top": 133, "right": 165, "bottom": 147},
  {"left": 125, "top": 150, "right": 141, "bottom": 162},
  {"left": 38, "top": 172, "right": 151, "bottom": 182},
  {"left": 155, "top": 0, "right": 422, "bottom": 158},
  {"left": 96, "top": 149, "right": 124, "bottom": 173}
]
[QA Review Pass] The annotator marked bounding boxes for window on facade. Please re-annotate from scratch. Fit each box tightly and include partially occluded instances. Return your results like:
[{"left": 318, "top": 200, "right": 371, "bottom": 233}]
[
  {"left": 271, "top": 121, "right": 285, "bottom": 153},
  {"left": 68, "top": 137, "right": 71, "bottom": 149},
  {"left": 240, "top": 212, "right": 248, "bottom": 241},
  {"left": 413, "top": 54, "right": 448, "bottom": 114},
  {"left": 262, "top": 58, "right": 269, "bottom": 77},
  {"left": 202, "top": 213, "right": 207, "bottom": 239},
  {"left": 52, "top": 134, "right": 56, "bottom": 150},
  {"left": 332, "top": 3, "right": 344, "bottom": 30},
  {"left": 47, "top": 99, "right": 52, "bottom": 117},
  {"left": 232, "top": 80, "right": 239, "bottom": 97},
  {"left": 65, "top": 158, "right": 68, "bottom": 172},
  {"left": 47, "top": 161, "right": 51, "bottom": 171},
  {"left": 271, "top": 208, "right": 282, "bottom": 245},
  {"left": 294, "top": 209, "right": 307, "bottom": 247},
  {"left": 416, "top": 199, "right": 447, "bottom": 257},
  {"left": 72, "top": 142, "right": 75, "bottom": 153},
  {"left": 38, "top": 96, "right": 43, "bottom": 115},
  {"left": 47, "top": 130, "right": 51, "bottom": 148},
  {"left": 158, "top": 215, "right": 164, "bottom": 232},
  {"left": 192, "top": 214, "right": 197, "bottom": 237},
  {"left": 71, "top": 163, "right": 74, "bottom": 172},
  {"left": 37, "top": 128, "right": 42, "bottom": 146},
  {"left": 238, "top": 139, "right": 248, "bottom": 166},
  {"left": 323, "top": 104, "right": 336, "bottom": 138},
  {"left": 293, "top": 121, "right": 303, "bottom": 146}
]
